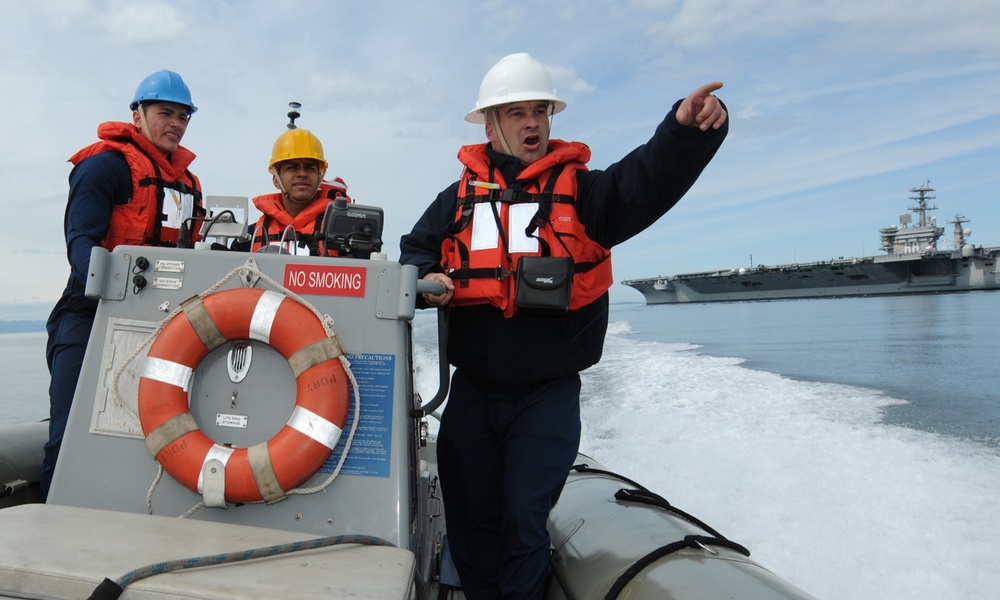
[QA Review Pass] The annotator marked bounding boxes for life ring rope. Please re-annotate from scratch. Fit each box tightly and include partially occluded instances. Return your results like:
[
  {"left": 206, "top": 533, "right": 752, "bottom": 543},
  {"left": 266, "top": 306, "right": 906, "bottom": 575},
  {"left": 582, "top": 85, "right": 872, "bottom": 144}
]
[{"left": 113, "top": 259, "right": 363, "bottom": 514}]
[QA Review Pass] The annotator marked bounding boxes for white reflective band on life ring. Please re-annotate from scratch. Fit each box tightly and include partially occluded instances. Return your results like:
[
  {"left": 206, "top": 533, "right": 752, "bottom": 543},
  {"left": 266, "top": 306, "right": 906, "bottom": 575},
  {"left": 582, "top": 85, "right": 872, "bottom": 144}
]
[
  {"left": 197, "top": 444, "right": 235, "bottom": 494},
  {"left": 249, "top": 290, "right": 285, "bottom": 343},
  {"left": 141, "top": 356, "right": 194, "bottom": 392},
  {"left": 288, "top": 405, "right": 344, "bottom": 450}
]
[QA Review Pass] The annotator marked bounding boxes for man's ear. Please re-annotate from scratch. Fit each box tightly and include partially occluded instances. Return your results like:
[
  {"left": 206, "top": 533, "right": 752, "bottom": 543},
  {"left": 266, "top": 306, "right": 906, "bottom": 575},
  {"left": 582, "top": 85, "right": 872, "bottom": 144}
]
[{"left": 271, "top": 171, "right": 282, "bottom": 191}]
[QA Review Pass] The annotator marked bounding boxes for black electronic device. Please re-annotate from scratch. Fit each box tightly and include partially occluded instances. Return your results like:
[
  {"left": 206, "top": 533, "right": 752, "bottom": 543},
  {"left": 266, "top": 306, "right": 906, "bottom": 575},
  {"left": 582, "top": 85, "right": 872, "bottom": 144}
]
[{"left": 320, "top": 197, "right": 384, "bottom": 258}]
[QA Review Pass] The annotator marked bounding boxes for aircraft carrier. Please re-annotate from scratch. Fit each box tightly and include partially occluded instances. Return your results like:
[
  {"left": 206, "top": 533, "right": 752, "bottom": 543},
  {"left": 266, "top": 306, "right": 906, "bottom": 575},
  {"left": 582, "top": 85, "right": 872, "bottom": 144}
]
[{"left": 623, "top": 183, "right": 1000, "bottom": 304}]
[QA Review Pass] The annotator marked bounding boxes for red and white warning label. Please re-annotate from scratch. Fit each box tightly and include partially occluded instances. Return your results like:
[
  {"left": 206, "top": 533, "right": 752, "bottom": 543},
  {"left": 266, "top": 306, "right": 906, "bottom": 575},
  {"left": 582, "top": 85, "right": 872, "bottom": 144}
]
[{"left": 283, "top": 264, "right": 367, "bottom": 297}]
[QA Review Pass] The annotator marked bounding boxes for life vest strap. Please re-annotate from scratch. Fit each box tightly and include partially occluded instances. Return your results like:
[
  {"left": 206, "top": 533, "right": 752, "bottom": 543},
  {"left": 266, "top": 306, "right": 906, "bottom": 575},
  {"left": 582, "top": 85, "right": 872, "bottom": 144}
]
[
  {"left": 135, "top": 146, "right": 203, "bottom": 246},
  {"left": 448, "top": 265, "right": 511, "bottom": 282}
]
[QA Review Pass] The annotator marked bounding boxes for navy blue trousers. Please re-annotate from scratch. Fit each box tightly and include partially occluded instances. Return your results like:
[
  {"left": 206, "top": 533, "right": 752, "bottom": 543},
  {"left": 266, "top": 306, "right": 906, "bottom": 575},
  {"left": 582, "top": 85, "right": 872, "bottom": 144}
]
[
  {"left": 40, "top": 289, "right": 96, "bottom": 500},
  {"left": 437, "top": 370, "right": 581, "bottom": 600}
]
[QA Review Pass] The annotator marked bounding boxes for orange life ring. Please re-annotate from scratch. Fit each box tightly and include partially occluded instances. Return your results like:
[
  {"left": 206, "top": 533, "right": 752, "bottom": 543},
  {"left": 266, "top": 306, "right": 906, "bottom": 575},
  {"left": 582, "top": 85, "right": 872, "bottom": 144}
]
[{"left": 137, "top": 288, "right": 350, "bottom": 504}]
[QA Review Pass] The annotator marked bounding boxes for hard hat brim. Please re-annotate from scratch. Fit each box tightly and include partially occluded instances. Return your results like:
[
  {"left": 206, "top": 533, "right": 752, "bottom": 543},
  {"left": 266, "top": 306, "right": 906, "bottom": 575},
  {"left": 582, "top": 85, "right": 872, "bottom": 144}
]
[
  {"left": 465, "top": 95, "right": 567, "bottom": 124},
  {"left": 130, "top": 100, "right": 198, "bottom": 114}
]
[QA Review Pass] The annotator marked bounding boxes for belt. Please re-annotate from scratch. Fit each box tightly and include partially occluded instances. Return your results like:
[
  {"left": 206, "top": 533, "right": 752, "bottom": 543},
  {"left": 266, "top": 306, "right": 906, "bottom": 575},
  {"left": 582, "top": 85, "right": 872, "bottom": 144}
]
[{"left": 67, "top": 275, "right": 86, "bottom": 292}]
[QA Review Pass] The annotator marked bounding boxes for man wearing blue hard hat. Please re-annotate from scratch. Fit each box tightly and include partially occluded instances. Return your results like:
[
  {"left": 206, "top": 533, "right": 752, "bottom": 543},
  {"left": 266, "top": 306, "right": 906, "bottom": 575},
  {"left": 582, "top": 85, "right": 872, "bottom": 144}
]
[{"left": 41, "top": 70, "right": 204, "bottom": 500}]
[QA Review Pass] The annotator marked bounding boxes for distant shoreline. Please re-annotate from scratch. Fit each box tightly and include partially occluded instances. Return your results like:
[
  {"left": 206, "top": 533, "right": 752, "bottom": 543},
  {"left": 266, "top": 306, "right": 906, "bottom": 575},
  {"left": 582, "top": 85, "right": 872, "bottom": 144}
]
[
  {"left": 0, "top": 321, "right": 46, "bottom": 334},
  {"left": 0, "top": 300, "right": 637, "bottom": 335}
]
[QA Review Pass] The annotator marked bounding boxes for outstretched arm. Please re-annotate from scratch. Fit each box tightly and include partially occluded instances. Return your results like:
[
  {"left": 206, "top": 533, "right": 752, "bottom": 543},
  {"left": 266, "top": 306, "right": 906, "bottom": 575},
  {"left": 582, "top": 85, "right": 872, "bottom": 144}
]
[
  {"left": 575, "top": 82, "right": 728, "bottom": 248},
  {"left": 675, "top": 82, "right": 727, "bottom": 131}
]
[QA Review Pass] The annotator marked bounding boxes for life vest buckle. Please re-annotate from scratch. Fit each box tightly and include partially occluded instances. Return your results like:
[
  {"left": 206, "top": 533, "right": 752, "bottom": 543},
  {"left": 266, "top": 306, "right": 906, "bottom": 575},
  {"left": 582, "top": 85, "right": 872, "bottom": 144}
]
[{"left": 488, "top": 188, "right": 520, "bottom": 202}]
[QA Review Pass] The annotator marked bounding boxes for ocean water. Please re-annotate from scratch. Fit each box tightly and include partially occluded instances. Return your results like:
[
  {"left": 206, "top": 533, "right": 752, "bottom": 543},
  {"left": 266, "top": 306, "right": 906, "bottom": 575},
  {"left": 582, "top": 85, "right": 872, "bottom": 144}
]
[
  {"left": 3, "top": 292, "right": 999, "bottom": 599},
  {"left": 0, "top": 332, "right": 50, "bottom": 425},
  {"left": 616, "top": 292, "right": 1000, "bottom": 445}
]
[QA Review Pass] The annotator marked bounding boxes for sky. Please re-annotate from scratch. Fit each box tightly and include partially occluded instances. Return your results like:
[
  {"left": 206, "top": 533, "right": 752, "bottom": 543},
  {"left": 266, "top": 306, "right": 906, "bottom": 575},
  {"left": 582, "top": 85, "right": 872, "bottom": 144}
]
[{"left": 2, "top": 0, "right": 999, "bottom": 320}]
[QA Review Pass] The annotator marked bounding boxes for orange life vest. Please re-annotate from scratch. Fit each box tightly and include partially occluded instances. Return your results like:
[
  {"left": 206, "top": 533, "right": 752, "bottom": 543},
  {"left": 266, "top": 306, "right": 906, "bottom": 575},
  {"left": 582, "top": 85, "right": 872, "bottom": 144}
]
[
  {"left": 441, "top": 141, "right": 613, "bottom": 317},
  {"left": 250, "top": 178, "right": 351, "bottom": 256},
  {"left": 69, "top": 121, "right": 203, "bottom": 249}
]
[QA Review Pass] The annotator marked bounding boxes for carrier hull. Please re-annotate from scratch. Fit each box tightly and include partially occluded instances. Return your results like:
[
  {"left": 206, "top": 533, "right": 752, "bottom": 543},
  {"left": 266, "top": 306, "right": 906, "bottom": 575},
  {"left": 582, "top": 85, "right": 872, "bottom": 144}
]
[{"left": 625, "top": 250, "right": 1000, "bottom": 304}]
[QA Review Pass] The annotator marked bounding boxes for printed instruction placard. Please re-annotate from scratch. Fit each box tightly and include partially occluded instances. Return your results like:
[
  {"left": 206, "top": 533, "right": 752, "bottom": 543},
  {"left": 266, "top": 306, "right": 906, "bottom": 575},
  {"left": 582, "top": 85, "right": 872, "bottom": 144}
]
[{"left": 320, "top": 353, "right": 395, "bottom": 478}]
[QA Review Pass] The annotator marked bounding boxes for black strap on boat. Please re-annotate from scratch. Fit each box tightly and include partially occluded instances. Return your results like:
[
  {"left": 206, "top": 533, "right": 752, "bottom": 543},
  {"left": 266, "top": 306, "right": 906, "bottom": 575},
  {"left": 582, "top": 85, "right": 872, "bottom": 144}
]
[
  {"left": 570, "top": 462, "right": 648, "bottom": 491},
  {"left": 602, "top": 488, "right": 751, "bottom": 600},
  {"left": 602, "top": 534, "right": 752, "bottom": 600},
  {"left": 613, "top": 487, "right": 729, "bottom": 540},
  {"left": 569, "top": 464, "right": 752, "bottom": 600},
  {"left": 571, "top": 463, "right": 736, "bottom": 537}
]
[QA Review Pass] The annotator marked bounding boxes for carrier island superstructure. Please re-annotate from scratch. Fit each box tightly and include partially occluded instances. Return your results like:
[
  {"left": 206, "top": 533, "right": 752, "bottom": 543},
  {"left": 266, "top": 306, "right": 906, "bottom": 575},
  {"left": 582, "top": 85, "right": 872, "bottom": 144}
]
[{"left": 623, "top": 183, "right": 1000, "bottom": 304}]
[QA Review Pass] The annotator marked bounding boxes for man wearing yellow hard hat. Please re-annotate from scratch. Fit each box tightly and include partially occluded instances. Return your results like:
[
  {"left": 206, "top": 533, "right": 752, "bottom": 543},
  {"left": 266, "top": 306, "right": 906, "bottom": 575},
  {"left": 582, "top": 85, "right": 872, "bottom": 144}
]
[{"left": 248, "top": 114, "right": 351, "bottom": 255}]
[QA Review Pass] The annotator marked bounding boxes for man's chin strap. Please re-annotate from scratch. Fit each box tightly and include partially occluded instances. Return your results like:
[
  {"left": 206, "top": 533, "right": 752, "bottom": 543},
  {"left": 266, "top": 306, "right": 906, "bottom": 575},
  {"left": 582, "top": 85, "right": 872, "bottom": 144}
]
[
  {"left": 489, "top": 108, "right": 514, "bottom": 157},
  {"left": 136, "top": 105, "right": 153, "bottom": 146},
  {"left": 272, "top": 167, "right": 292, "bottom": 199}
]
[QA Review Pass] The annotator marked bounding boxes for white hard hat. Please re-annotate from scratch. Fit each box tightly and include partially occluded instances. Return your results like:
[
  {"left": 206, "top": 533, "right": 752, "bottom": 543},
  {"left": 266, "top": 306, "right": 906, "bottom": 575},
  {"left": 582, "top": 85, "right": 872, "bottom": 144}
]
[{"left": 465, "top": 53, "right": 567, "bottom": 124}]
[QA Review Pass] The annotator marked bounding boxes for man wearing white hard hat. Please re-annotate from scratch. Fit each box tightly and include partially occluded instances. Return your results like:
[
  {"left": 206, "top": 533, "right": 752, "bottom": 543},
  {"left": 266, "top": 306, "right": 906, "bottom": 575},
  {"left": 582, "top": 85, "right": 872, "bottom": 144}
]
[{"left": 400, "top": 53, "right": 727, "bottom": 599}]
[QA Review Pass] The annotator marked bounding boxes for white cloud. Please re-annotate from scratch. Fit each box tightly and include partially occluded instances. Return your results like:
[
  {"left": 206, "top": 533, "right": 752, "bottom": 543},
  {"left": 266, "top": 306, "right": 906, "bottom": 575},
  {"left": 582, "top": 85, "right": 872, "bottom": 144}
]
[
  {"left": 1, "top": 0, "right": 1000, "bottom": 314},
  {"left": 34, "top": 0, "right": 187, "bottom": 43},
  {"left": 93, "top": 0, "right": 187, "bottom": 43}
]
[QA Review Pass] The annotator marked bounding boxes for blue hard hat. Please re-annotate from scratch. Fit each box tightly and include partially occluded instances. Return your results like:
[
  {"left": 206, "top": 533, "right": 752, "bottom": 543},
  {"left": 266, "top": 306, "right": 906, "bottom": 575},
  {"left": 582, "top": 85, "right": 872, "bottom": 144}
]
[{"left": 130, "top": 70, "right": 197, "bottom": 114}]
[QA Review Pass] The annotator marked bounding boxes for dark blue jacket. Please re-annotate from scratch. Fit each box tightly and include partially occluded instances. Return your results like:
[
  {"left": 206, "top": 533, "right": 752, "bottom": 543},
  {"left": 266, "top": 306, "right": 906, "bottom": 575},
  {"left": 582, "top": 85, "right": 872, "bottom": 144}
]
[
  {"left": 64, "top": 152, "right": 133, "bottom": 288},
  {"left": 400, "top": 101, "right": 727, "bottom": 397}
]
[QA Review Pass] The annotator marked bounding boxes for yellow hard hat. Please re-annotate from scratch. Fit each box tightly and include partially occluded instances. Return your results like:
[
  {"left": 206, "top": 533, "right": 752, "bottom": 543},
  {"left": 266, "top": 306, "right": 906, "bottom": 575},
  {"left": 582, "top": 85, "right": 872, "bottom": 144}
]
[{"left": 269, "top": 128, "right": 327, "bottom": 172}]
